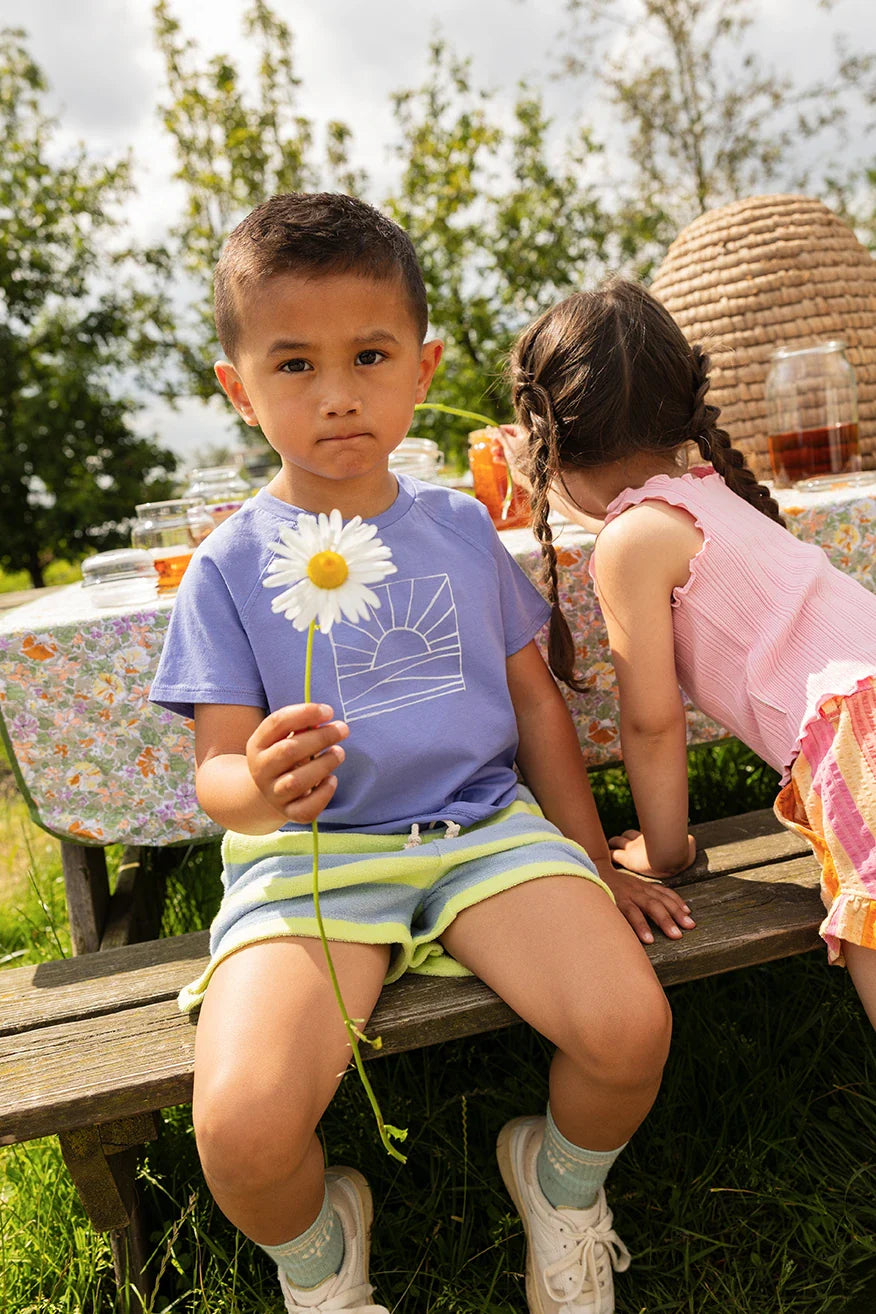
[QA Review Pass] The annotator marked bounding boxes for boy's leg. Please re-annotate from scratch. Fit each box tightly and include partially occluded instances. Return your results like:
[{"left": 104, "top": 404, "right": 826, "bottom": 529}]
[
  {"left": 440, "top": 874, "right": 671, "bottom": 1314},
  {"left": 844, "top": 941, "right": 876, "bottom": 1030},
  {"left": 440, "top": 874, "right": 671, "bottom": 1149},
  {"left": 193, "top": 936, "right": 389, "bottom": 1245}
]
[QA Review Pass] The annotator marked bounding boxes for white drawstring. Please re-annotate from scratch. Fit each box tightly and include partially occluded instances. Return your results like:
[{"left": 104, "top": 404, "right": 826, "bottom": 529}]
[
  {"left": 403, "top": 823, "right": 422, "bottom": 849},
  {"left": 403, "top": 819, "right": 461, "bottom": 849}
]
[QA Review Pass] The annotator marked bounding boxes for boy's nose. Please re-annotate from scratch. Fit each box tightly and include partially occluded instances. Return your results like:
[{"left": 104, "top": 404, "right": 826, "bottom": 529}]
[{"left": 319, "top": 393, "right": 363, "bottom": 419}]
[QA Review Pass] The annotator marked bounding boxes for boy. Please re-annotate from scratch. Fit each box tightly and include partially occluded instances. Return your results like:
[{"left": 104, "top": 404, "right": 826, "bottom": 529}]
[{"left": 150, "top": 192, "right": 671, "bottom": 1314}]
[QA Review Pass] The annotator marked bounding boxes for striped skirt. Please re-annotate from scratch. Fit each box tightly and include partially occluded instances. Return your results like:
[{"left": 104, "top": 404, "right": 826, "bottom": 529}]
[{"left": 774, "top": 678, "right": 876, "bottom": 965}]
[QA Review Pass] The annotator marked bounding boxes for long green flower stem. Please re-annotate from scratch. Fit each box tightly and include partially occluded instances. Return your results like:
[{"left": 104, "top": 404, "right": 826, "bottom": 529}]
[
  {"left": 413, "top": 402, "right": 499, "bottom": 428},
  {"left": 413, "top": 402, "right": 518, "bottom": 519},
  {"left": 304, "top": 620, "right": 408, "bottom": 1163}
]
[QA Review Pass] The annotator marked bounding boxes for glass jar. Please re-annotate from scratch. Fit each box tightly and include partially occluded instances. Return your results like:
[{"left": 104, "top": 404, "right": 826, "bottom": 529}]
[
  {"left": 183, "top": 464, "right": 252, "bottom": 526},
  {"left": 467, "top": 429, "right": 530, "bottom": 530},
  {"left": 131, "top": 499, "right": 214, "bottom": 594},
  {"left": 81, "top": 549, "right": 158, "bottom": 609},
  {"left": 765, "top": 341, "right": 860, "bottom": 487},
  {"left": 389, "top": 437, "right": 445, "bottom": 482}
]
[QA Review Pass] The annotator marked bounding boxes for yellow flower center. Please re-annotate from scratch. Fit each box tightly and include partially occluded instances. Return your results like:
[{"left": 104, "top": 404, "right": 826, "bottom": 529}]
[{"left": 307, "top": 550, "right": 349, "bottom": 590}]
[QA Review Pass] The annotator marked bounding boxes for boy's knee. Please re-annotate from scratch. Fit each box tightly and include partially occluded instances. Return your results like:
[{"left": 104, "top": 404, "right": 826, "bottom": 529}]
[
  {"left": 194, "top": 1077, "right": 316, "bottom": 1195},
  {"left": 565, "top": 982, "right": 671, "bottom": 1086}
]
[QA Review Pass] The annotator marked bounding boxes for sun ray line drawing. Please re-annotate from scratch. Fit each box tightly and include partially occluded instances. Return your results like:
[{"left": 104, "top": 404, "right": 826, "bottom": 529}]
[
  {"left": 422, "top": 604, "right": 456, "bottom": 637},
  {"left": 329, "top": 574, "right": 465, "bottom": 722},
  {"left": 409, "top": 581, "right": 450, "bottom": 634},
  {"left": 332, "top": 642, "right": 378, "bottom": 659}
]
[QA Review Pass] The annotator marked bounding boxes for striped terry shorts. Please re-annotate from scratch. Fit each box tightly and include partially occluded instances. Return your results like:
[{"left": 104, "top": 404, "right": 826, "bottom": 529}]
[
  {"left": 178, "top": 789, "right": 610, "bottom": 1012},
  {"left": 774, "top": 678, "right": 876, "bottom": 966}
]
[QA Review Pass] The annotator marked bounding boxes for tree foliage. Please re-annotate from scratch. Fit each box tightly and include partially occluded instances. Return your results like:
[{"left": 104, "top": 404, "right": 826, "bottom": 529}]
[
  {"left": 0, "top": 28, "right": 177, "bottom": 587},
  {"left": 563, "top": 0, "right": 876, "bottom": 252},
  {"left": 388, "top": 43, "right": 612, "bottom": 463},
  {"left": 154, "top": 0, "right": 364, "bottom": 402}
]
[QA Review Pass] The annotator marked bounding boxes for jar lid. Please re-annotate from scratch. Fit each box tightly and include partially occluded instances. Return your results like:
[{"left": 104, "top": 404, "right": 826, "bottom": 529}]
[
  {"left": 187, "top": 464, "right": 248, "bottom": 481},
  {"left": 770, "top": 339, "right": 847, "bottom": 359},
  {"left": 134, "top": 498, "right": 204, "bottom": 516},
  {"left": 81, "top": 549, "right": 158, "bottom": 587}
]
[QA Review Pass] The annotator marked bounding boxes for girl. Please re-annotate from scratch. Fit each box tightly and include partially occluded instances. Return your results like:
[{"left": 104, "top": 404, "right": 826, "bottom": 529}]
[{"left": 504, "top": 276, "right": 876, "bottom": 1030}]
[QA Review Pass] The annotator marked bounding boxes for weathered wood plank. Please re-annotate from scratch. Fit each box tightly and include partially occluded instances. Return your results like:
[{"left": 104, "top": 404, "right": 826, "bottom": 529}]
[
  {"left": 1, "top": 810, "right": 814, "bottom": 1036},
  {"left": 100, "top": 847, "right": 167, "bottom": 952},
  {"left": 669, "top": 808, "right": 809, "bottom": 886},
  {"left": 61, "top": 842, "right": 110, "bottom": 955},
  {"left": 0, "top": 932, "right": 210, "bottom": 1036},
  {"left": 0, "top": 854, "right": 823, "bottom": 1146}
]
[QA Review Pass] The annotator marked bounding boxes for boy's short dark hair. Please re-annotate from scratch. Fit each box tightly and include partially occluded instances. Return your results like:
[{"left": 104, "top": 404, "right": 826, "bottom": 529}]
[{"left": 214, "top": 192, "right": 429, "bottom": 359}]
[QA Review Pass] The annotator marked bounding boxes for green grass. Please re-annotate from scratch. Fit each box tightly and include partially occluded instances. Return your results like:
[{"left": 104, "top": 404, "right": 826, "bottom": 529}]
[
  {"left": 1, "top": 743, "right": 874, "bottom": 1313},
  {"left": 0, "top": 560, "right": 82, "bottom": 594}
]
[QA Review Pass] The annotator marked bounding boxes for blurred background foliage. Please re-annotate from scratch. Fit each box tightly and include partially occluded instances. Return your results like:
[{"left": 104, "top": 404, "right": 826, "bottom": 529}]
[{"left": 1, "top": 0, "right": 874, "bottom": 580}]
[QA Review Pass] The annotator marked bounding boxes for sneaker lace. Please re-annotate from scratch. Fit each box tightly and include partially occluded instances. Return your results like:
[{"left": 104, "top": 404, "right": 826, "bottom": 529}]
[
  {"left": 542, "top": 1213, "right": 632, "bottom": 1304},
  {"left": 286, "top": 1279, "right": 386, "bottom": 1312}
]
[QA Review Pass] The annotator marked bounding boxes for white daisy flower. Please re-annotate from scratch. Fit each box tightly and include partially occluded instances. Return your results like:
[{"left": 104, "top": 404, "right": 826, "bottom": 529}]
[{"left": 263, "top": 508, "right": 396, "bottom": 632}]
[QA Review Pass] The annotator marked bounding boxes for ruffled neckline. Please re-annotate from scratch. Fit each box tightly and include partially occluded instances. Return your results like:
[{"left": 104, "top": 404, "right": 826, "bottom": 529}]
[{"left": 603, "top": 464, "right": 717, "bottom": 524}]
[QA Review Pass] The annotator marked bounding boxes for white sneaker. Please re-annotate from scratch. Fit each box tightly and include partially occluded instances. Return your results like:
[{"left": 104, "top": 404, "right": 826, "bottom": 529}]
[
  {"left": 497, "top": 1116, "right": 631, "bottom": 1314},
  {"left": 277, "top": 1167, "right": 389, "bottom": 1313}
]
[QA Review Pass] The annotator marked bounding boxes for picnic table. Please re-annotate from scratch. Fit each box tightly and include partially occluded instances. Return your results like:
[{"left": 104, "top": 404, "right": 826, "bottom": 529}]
[{"left": 0, "top": 477, "right": 874, "bottom": 949}]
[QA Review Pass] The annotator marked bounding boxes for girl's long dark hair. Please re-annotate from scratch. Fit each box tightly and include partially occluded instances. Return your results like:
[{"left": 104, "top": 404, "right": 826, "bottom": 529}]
[{"left": 510, "top": 278, "right": 783, "bottom": 691}]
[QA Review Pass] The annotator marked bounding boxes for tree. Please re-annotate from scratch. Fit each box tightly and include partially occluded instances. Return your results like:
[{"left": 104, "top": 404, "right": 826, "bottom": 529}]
[
  {"left": 0, "top": 28, "right": 177, "bottom": 588},
  {"left": 387, "top": 43, "right": 612, "bottom": 465},
  {"left": 153, "top": 0, "right": 364, "bottom": 403},
  {"left": 563, "top": 0, "right": 876, "bottom": 258}
]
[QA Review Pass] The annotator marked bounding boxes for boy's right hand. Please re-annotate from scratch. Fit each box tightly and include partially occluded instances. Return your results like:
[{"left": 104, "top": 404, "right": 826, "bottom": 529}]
[{"left": 246, "top": 702, "right": 349, "bottom": 824}]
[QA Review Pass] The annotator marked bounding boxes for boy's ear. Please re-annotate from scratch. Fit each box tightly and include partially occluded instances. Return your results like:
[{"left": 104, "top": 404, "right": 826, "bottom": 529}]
[
  {"left": 416, "top": 338, "right": 443, "bottom": 402},
  {"left": 214, "top": 361, "right": 260, "bottom": 427}
]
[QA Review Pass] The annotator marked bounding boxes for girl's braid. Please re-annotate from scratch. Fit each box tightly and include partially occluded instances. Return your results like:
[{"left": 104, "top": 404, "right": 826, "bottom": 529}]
[
  {"left": 514, "top": 379, "right": 588, "bottom": 692},
  {"left": 690, "top": 346, "right": 785, "bottom": 527}
]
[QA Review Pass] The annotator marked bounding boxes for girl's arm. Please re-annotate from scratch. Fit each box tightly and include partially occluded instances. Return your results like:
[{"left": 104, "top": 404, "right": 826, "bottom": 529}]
[
  {"left": 194, "top": 701, "right": 349, "bottom": 835},
  {"left": 593, "top": 502, "right": 700, "bottom": 877},
  {"left": 507, "top": 639, "right": 694, "bottom": 943},
  {"left": 508, "top": 640, "right": 612, "bottom": 868}
]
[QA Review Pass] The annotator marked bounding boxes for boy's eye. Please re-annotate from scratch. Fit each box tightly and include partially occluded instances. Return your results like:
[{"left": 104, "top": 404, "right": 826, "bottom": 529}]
[
  {"left": 279, "top": 358, "right": 311, "bottom": 373},
  {"left": 356, "top": 349, "right": 386, "bottom": 366}
]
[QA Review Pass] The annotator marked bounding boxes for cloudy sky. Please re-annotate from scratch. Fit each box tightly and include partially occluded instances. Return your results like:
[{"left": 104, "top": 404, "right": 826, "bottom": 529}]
[{"left": 8, "top": 0, "right": 870, "bottom": 465}]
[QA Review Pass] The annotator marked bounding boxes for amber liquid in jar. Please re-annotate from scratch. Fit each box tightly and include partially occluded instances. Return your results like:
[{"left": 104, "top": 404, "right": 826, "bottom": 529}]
[
  {"left": 467, "top": 430, "right": 530, "bottom": 529},
  {"left": 151, "top": 546, "right": 197, "bottom": 593},
  {"left": 767, "top": 421, "right": 860, "bottom": 485}
]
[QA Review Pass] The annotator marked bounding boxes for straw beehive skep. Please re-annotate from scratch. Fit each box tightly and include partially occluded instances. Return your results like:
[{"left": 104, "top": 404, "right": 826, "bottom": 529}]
[{"left": 649, "top": 194, "right": 876, "bottom": 480}]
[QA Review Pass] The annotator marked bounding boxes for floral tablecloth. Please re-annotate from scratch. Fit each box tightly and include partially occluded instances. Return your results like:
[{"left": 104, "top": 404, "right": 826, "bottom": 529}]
[{"left": 1, "top": 482, "right": 874, "bottom": 847}]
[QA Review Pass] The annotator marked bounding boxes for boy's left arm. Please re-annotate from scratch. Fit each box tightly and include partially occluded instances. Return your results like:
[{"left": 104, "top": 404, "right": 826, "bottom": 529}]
[{"left": 507, "top": 640, "right": 695, "bottom": 944}]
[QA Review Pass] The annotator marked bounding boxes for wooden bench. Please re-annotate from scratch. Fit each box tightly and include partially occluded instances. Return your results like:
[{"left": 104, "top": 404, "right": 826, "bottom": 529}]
[{"left": 0, "top": 808, "right": 825, "bottom": 1301}]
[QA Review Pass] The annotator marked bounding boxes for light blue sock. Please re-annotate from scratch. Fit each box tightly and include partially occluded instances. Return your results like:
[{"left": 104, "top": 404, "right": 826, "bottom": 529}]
[
  {"left": 260, "top": 1188, "right": 344, "bottom": 1291},
  {"left": 536, "top": 1104, "right": 626, "bottom": 1210}
]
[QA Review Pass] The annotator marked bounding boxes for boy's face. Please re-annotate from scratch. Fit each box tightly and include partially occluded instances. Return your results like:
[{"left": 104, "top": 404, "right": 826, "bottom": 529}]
[{"left": 215, "top": 271, "right": 442, "bottom": 515}]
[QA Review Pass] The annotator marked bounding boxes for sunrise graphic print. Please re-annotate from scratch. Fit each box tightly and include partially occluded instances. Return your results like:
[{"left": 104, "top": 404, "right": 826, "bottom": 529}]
[{"left": 329, "top": 574, "right": 465, "bottom": 722}]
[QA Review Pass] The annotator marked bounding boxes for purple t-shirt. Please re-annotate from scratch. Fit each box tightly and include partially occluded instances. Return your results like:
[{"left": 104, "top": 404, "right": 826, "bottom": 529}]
[{"left": 149, "top": 475, "right": 550, "bottom": 833}]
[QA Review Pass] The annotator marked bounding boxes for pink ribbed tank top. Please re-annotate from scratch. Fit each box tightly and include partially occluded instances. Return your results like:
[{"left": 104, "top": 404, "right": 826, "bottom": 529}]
[{"left": 593, "top": 466, "right": 876, "bottom": 782}]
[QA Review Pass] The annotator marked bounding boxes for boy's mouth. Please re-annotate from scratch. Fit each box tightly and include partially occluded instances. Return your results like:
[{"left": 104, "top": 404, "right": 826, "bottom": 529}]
[{"left": 318, "top": 431, "right": 369, "bottom": 444}]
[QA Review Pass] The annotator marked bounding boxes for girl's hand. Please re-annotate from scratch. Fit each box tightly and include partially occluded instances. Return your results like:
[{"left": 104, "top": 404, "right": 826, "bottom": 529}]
[
  {"left": 596, "top": 858, "right": 697, "bottom": 945},
  {"left": 246, "top": 702, "right": 349, "bottom": 823},
  {"left": 492, "top": 424, "right": 532, "bottom": 492},
  {"left": 609, "top": 829, "right": 696, "bottom": 878}
]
